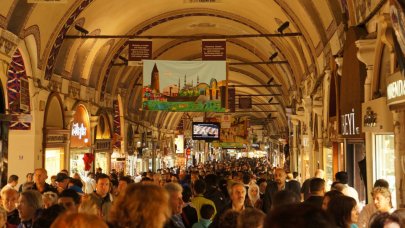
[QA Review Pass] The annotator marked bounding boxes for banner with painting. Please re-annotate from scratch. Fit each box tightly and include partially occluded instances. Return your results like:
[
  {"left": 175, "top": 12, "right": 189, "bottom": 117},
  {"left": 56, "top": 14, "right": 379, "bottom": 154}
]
[{"left": 142, "top": 60, "right": 227, "bottom": 112}]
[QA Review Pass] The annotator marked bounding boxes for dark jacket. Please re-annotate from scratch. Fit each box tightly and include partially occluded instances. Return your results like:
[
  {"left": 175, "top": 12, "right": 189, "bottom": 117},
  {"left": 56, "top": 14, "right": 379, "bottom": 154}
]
[
  {"left": 7, "top": 209, "right": 20, "bottom": 227},
  {"left": 181, "top": 204, "right": 198, "bottom": 228},
  {"left": 204, "top": 186, "right": 226, "bottom": 212},
  {"left": 262, "top": 181, "right": 301, "bottom": 213},
  {"left": 304, "top": 195, "right": 324, "bottom": 209},
  {"left": 164, "top": 215, "right": 186, "bottom": 228},
  {"left": 29, "top": 183, "right": 57, "bottom": 194}
]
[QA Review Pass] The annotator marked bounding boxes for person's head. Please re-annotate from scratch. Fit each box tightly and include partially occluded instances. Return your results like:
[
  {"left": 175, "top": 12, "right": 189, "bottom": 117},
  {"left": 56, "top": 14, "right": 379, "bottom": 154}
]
[
  {"left": 95, "top": 174, "right": 110, "bottom": 197},
  {"left": 322, "top": 190, "right": 344, "bottom": 210},
  {"left": 73, "top": 173, "right": 81, "bottom": 180},
  {"left": 164, "top": 182, "right": 184, "bottom": 215},
  {"left": 34, "top": 168, "right": 48, "bottom": 184},
  {"left": 117, "top": 176, "right": 132, "bottom": 195},
  {"left": 219, "top": 210, "right": 240, "bottom": 228},
  {"left": 193, "top": 179, "right": 206, "bottom": 195},
  {"left": 96, "top": 167, "right": 102, "bottom": 174},
  {"left": 248, "top": 184, "right": 260, "bottom": 201},
  {"left": 26, "top": 173, "right": 33, "bottom": 182},
  {"left": 8, "top": 175, "right": 18, "bottom": 187},
  {"left": 374, "top": 179, "right": 389, "bottom": 188},
  {"left": 392, "top": 209, "right": 405, "bottom": 227},
  {"left": 369, "top": 212, "right": 401, "bottom": 228},
  {"left": 55, "top": 172, "right": 71, "bottom": 190},
  {"left": 182, "top": 185, "right": 193, "bottom": 203},
  {"left": 230, "top": 183, "right": 246, "bottom": 208},
  {"left": 335, "top": 171, "right": 348, "bottom": 184},
  {"left": 314, "top": 169, "right": 325, "bottom": 179},
  {"left": 242, "top": 173, "right": 251, "bottom": 185},
  {"left": 1, "top": 188, "right": 19, "bottom": 212},
  {"left": 0, "top": 207, "right": 7, "bottom": 228},
  {"left": 204, "top": 174, "right": 218, "bottom": 187},
  {"left": 310, "top": 178, "right": 325, "bottom": 196},
  {"left": 109, "top": 184, "right": 170, "bottom": 228},
  {"left": 274, "top": 168, "right": 287, "bottom": 185},
  {"left": 265, "top": 203, "right": 335, "bottom": 228},
  {"left": 372, "top": 187, "right": 392, "bottom": 212},
  {"left": 200, "top": 204, "right": 215, "bottom": 220},
  {"left": 237, "top": 208, "right": 265, "bottom": 228},
  {"left": 257, "top": 179, "right": 267, "bottom": 194},
  {"left": 17, "top": 190, "right": 43, "bottom": 222},
  {"left": 33, "top": 204, "right": 65, "bottom": 228},
  {"left": 50, "top": 212, "right": 108, "bottom": 228},
  {"left": 271, "top": 190, "right": 300, "bottom": 210},
  {"left": 58, "top": 189, "right": 80, "bottom": 213},
  {"left": 327, "top": 195, "right": 359, "bottom": 227},
  {"left": 293, "top": 172, "right": 299, "bottom": 179},
  {"left": 60, "top": 169, "right": 69, "bottom": 175},
  {"left": 42, "top": 191, "right": 58, "bottom": 209}
]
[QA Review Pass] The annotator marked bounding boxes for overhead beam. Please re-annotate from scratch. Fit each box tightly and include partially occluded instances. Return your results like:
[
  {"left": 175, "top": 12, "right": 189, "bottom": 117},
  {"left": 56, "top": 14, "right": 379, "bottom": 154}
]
[
  {"left": 235, "top": 94, "right": 282, "bottom": 96},
  {"left": 229, "top": 84, "right": 282, "bottom": 88},
  {"left": 229, "top": 61, "right": 288, "bottom": 65},
  {"left": 65, "top": 32, "right": 302, "bottom": 40}
]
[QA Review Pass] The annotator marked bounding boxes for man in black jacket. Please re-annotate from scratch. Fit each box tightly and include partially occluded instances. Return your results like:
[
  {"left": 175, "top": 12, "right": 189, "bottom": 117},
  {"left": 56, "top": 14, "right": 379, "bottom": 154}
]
[
  {"left": 263, "top": 168, "right": 300, "bottom": 212},
  {"left": 203, "top": 174, "right": 226, "bottom": 212},
  {"left": 303, "top": 178, "right": 325, "bottom": 209}
]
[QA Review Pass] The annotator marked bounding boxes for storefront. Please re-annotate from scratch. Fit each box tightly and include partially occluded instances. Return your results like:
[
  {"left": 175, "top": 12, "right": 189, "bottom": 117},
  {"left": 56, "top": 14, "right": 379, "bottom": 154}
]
[
  {"left": 43, "top": 94, "right": 69, "bottom": 177},
  {"left": 94, "top": 114, "right": 112, "bottom": 173},
  {"left": 340, "top": 27, "right": 367, "bottom": 203},
  {"left": 386, "top": 71, "right": 405, "bottom": 206},
  {"left": 69, "top": 104, "right": 91, "bottom": 176}
]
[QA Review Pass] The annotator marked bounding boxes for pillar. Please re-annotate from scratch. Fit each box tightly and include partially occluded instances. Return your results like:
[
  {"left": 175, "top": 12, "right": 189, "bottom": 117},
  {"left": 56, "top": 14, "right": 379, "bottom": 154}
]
[
  {"left": 393, "top": 111, "right": 405, "bottom": 208},
  {"left": 356, "top": 38, "right": 376, "bottom": 202},
  {"left": 302, "top": 97, "right": 314, "bottom": 178}
]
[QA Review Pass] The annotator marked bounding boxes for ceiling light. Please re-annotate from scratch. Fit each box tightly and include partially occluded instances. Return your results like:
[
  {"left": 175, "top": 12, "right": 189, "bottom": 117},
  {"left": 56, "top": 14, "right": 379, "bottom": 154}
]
[
  {"left": 267, "top": 78, "right": 274, "bottom": 84},
  {"left": 277, "top": 21, "right": 290, "bottom": 34},
  {"left": 74, "top": 25, "right": 89, "bottom": 35},
  {"left": 269, "top": 52, "right": 278, "bottom": 62},
  {"left": 268, "top": 97, "right": 274, "bottom": 103}
]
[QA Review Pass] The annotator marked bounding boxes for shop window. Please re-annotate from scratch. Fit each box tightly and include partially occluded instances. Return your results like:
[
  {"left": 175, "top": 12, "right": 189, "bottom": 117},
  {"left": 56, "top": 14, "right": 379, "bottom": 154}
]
[{"left": 374, "top": 134, "right": 396, "bottom": 206}]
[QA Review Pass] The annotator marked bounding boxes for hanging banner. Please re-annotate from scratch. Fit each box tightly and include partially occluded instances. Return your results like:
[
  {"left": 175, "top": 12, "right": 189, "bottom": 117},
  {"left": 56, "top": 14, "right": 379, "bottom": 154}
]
[
  {"left": 142, "top": 60, "right": 227, "bottom": 112},
  {"left": 202, "top": 39, "right": 226, "bottom": 60},
  {"left": 128, "top": 40, "right": 152, "bottom": 66},
  {"left": 113, "top": 100, "right": 121, "bottom": 149},
  {"left": 207, "top": 116, "right": 248, "bottom": 144}
]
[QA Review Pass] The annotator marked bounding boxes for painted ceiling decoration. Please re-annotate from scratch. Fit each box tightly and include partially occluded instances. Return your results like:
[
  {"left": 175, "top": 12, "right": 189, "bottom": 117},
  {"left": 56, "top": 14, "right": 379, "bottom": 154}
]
[{"left": 1, "top": 0, "right": 347, "bottom": 136}]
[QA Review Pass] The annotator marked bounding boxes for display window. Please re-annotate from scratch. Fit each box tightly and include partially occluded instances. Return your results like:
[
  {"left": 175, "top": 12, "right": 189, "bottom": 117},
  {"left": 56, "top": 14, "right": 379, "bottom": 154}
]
[
  {"left": 45, "top": 148, "right": 64, "bottom": 177},
  {"left": 70, "top": 149, "right": 87, "bottom": 176},
  {"left": 374, "top": 134, "right": 396, "bottom": 206}
]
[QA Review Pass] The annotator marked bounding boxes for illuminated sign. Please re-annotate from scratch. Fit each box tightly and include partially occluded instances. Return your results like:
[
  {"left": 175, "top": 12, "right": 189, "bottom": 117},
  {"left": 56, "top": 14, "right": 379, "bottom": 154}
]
[
  {"left": 70, "top": 105, "right": 91, "bottom": 148},
  {"left": 71, "top": 123, "right": 87, "bottom": 139},
  {"left": 341, "top": 108, "right": 359, "bottom": 135},
  {"left": 175, "top": 135, "right": 184, "bottom": 154},
  {"left": 387, "top": 72, "right": 405, "bottom": 107}
]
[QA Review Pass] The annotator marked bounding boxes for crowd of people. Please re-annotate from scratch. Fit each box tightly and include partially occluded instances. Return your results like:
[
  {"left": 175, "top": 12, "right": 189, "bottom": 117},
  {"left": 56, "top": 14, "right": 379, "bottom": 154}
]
[{"left": 0, "top": 157, "right": 403, "bottom": 228}]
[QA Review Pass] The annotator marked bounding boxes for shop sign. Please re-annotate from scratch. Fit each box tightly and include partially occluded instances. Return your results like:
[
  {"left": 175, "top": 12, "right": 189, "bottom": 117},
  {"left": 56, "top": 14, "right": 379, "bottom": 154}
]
[
  {"left": 362, "top": 97, "right": 393, "bottom": 132},
  {"left": 341, "top": 108, "right": 359, "bottom": 136},
  {"left": 46, "top": 134, "right": 68, "bottom": 144},
  {"left": 95, "top": 140, "right": 112, "bottom": 151},
  {"left": 128, "top": 39, "right": 152, "bottom": 66},
  {"left": 175, "top": 135, "right": 184, "bottom": 154},
  {"left": 387, "top": 71, "right": 405, "bottom": 107},
  {"left": 202, "top": 39, "right": 226, "bottom": 60},
  {"left": 70, "top": 105, "right": 91, "bottom": 148},
  {"left": 71, "top": 123, "right": 87, "bottom": 139}
]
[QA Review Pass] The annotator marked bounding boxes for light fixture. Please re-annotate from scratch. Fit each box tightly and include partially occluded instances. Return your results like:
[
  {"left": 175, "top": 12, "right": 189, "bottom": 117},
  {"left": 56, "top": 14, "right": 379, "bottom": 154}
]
[
  {"left": 118, "top": 55, "right": 128, "bottom": 63},
  {"left": 268, "top": 97, "right": 274, "bottom": 103},
  {"left": 74, "top": 25, "right": 89, "bottom": 35},
  {"left": 277, "top": 21, "right": 290, "bottom": 34},
  {"left": 267, "top": 78, "right": 274, "bottom": 84},
  {"left": 269, "top": 52, "right": 278, "bottom": 62}
]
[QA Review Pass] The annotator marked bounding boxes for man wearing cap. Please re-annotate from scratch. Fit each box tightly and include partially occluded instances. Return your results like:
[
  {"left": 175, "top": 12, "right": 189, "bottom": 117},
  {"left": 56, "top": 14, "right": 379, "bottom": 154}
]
[{"left": 55, "top": 172, "right": 70, "bottom": 194}]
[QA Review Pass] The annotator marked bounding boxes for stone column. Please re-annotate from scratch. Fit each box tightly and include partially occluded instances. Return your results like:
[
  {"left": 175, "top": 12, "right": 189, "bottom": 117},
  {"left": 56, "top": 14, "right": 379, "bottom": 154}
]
[
  {"left": 302, "top": 97, "right": 314, "bottom": 178},
  {"left": 393, "top": 111, "right": 405, "bottom": 208},
  {"left": 290, "top": 119, "right": 300, "bottom": 172},
  {"left": 356, "top": 39, "right": 376, "bottom": 202}
]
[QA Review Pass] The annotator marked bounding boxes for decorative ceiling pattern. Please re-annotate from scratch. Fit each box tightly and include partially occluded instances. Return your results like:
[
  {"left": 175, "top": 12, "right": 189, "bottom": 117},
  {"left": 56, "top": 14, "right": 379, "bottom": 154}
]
[{"left": 1, "top": 0, "right": 345, "bottom": 136}]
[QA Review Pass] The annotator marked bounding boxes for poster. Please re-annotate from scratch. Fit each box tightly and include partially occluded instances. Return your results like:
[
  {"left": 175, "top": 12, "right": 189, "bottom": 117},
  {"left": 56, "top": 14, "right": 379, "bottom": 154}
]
[{"left": 142, "top": 60, "right": 227, "bottom": 112}]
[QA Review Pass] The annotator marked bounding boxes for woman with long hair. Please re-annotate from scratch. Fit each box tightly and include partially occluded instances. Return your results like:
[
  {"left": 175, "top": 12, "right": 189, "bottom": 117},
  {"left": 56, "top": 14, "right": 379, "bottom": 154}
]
[
  {"left": 108, "top": 183, "right": 170, "bottom": 228},
  {"left": 327, "top": 195, "right": 359, "bottom": 228},
  {"left": 246, "top": 184, "right": 263, "bottom": 210}
]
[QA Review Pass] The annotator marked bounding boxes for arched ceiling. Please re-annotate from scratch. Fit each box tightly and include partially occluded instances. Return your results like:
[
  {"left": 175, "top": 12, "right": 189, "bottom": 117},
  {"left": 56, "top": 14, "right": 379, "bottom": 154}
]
[{"left": 2, "top": 0, "right": 345, "bottom": 136}]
